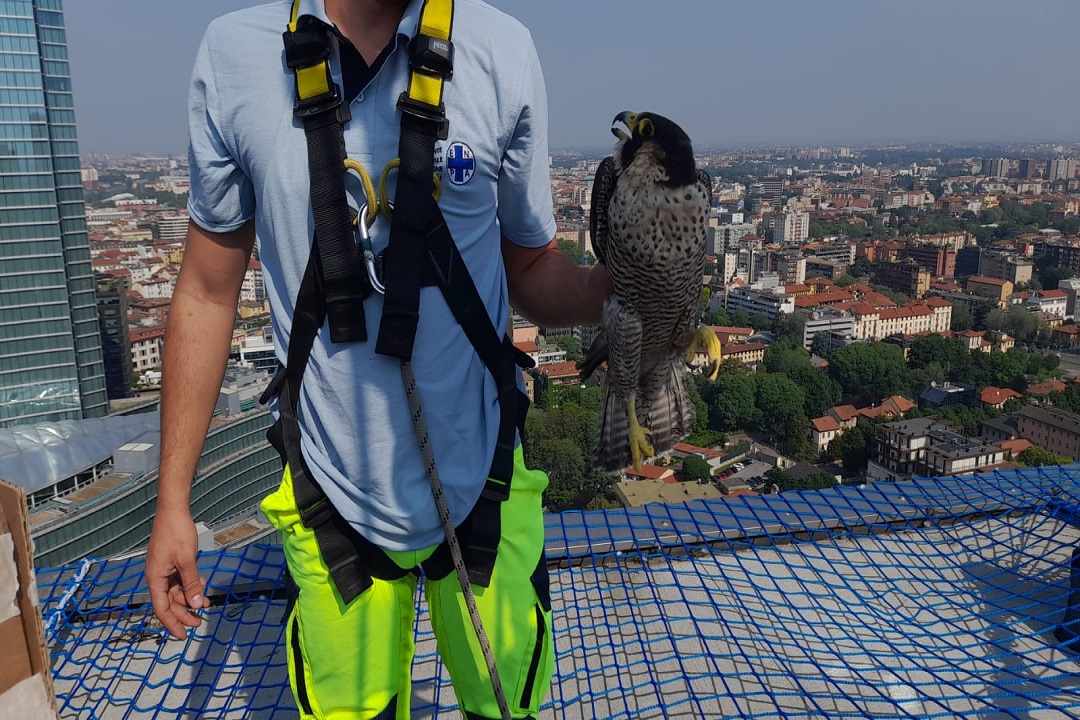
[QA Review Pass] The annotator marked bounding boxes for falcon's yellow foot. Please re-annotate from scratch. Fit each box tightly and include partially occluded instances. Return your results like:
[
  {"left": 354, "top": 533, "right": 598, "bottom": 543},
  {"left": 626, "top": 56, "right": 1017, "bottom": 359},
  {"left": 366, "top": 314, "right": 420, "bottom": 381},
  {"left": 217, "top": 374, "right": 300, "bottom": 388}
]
[
  {"left": 629, "top": 416, "right": 654, "bottom": 471},
  {"left": 685, "top": 325, "right": 723, "bottom": 380}
]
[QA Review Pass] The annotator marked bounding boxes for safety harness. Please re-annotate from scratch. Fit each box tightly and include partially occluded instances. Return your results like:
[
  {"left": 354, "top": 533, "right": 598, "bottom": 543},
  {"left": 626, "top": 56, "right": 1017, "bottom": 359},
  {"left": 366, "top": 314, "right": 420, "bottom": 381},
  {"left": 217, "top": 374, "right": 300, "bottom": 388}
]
[{"left": 260, "top": 3, "right": 533, "bottom": 714}]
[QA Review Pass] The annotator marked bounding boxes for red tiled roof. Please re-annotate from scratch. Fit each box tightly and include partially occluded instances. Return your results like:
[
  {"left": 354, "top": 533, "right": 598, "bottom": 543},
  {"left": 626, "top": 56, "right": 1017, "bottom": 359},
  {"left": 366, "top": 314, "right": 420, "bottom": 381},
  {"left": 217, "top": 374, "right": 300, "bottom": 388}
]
[
  {"left": 924, "top": 297, "right": 954, "bottom": 308},
  {"left": 811, "top": 416, "right": 841, "bottom": 433},
  {"left": 831, "top": 405, "right": 859, "bottom": 422},
  {"left": 968, "top": 275, "right": 1009, "bottom": 287},
  {"left": 540, "top": 361, "right": 580, "bottom": 379},
  {"left": 1027, "top": 380, "right": 1067, "bottom": 396},
  {"left": 722, "top": 342, "right": 767, "bottom": 356},
  {"left": 710, "top": 326, "right": 753, "bottom": 336},
  {"left": 1038, "top": 289, "right": 1068, "bottom": 299},
  {"left": 999, "top": 439, "right": 1033, "bottom": 455},
  {"left": 513, "top": 341, "right": 539, "bottom": 354},
  {"left": 130, "top": 327, "right": 165, "bottom": 343},
  {"left": 979, "top": 387, "right": 1022, "bottom": 406},
  {"left": 885, "top": 395, "right": 917, "bottom": 413},
  {"left": 624, "top": 464, "right": 672, "bottom": 480}
]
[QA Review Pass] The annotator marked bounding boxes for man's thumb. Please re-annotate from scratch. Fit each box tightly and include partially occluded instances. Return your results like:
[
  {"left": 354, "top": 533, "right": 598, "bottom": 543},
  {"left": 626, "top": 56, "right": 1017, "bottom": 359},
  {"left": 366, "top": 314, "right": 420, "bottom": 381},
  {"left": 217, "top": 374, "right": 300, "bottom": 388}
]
[{"left": 178, "top": 556, "right": 206, "bottom": 609}]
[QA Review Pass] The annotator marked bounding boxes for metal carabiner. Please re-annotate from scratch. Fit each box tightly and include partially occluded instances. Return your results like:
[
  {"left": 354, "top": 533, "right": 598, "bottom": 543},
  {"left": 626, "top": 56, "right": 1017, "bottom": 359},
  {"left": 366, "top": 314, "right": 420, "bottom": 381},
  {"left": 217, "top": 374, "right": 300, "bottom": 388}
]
[{"left": 355, "top": 202, "right": 385, "bottom": 295}]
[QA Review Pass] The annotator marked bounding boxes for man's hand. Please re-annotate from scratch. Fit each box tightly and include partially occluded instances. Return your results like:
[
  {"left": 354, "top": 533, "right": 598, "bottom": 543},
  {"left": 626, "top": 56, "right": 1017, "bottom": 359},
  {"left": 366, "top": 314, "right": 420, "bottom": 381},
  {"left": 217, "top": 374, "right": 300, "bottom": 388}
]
[{"left": 145, "top": 506, "right": 208, "bottom": 639}]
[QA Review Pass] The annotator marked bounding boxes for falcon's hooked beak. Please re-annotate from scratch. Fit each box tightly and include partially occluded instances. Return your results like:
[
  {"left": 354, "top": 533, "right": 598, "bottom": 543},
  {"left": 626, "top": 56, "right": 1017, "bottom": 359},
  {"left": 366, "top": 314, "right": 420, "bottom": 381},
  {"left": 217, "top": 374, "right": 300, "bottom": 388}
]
[{"left": 611, "top": 111, "right": 638, "bottom": 142}]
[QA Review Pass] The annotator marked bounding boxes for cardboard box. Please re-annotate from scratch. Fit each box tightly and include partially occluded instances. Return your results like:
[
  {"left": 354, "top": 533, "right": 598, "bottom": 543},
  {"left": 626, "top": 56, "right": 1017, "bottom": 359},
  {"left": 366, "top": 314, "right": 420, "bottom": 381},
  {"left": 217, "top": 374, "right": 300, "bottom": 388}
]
[{"left": 0, "top": 479, "right": 58, "bottom": 719}]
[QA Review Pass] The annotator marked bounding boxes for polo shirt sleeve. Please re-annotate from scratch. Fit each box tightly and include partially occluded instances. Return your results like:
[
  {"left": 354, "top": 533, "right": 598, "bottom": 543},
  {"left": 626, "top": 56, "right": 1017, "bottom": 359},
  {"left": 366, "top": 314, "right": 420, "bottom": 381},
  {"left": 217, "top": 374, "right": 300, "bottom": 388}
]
[
  {"left": 496, "top": 34, "right": 557, "bottom": 249},
  {"left": 186, "top": 29, "right": 255, "bottom": 234}
]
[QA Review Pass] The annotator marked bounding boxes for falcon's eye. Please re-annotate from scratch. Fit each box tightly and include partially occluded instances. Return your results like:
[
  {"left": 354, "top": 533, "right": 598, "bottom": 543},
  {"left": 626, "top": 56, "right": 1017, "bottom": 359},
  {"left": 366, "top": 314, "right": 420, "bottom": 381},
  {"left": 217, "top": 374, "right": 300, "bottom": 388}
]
[{"left": 639, "top": 119, "right": 655, "bottom": 138}]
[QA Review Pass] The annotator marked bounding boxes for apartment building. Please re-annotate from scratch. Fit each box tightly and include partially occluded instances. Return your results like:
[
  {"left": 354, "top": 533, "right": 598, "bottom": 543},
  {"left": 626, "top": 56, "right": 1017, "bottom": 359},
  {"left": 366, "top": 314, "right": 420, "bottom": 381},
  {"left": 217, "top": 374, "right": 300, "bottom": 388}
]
[
  {"left": 978, "top": 252, "right": 1033, "bottom": 286},
  {"left": 1016, "top": 405, "right": 1080, "bottom": 461},
  {"left": 725, "top": 286, "right": 795, "bottom": 320},
  {"left": 869, "top": 417, "right": 1004, "bottom": 481},
  {"left": 1026, "top": 289, "right": 1068, "bottom": 320},
  {"left": 966, "top": 276, "right": 1014, "bottom": 308},
  {"left": 850, "top": 298, "right": 952, "bottom": 341},
  {"left": 899, "top": 244, "right": 956, "bottom": 278},
  {"left": 871, "top": 259, "right": 931, "bottom": 299},
  {"left": 802, "top": 307, "right": 856, "bottom": 350}
]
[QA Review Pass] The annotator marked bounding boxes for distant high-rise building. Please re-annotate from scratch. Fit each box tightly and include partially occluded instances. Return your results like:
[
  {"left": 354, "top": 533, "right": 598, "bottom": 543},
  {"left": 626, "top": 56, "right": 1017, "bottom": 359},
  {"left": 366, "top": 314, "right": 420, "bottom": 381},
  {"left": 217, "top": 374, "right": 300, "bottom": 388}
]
[
  {"left": 0, "top": 1, "right": 107, "bottom": 427},
  {"left": 771, "top": 210, "right": 810, "bottom": 247},
  {"left": 155, "top": 213, "right": 189, "bottom": 242},
  {"left": 981, "top": 158, "right": 1009, "bottom": 178},
  {"left": 1048, "top": 158, "right": 1079, "bottom": 182},
  {"left": 1017, "top": 159, "right": 1040, "bottom": 180},
  {"left": 95, "top": 273, "right": 132, "bottom": 400}
]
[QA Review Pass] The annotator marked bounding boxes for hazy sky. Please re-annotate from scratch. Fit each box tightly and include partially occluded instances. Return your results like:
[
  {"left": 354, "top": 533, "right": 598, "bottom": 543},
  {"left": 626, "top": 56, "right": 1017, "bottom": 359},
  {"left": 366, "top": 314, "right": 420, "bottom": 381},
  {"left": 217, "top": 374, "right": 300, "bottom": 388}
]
[{"left": 64, "top": 0, "right": 1080, "bottom": 155}]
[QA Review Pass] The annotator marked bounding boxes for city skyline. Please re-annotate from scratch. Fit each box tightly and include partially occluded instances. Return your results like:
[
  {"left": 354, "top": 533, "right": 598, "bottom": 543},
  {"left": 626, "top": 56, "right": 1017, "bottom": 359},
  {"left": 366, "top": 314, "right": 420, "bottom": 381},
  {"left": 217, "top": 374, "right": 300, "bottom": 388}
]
[{"left": 63, "top": 0, "right": 1080, "bottom": 156}]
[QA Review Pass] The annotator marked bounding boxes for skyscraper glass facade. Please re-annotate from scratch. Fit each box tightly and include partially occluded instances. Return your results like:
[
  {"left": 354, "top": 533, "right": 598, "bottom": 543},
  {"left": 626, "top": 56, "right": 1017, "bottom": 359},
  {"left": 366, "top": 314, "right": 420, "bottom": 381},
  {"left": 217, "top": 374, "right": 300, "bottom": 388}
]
[{"left": 0, "top": 0, "right": 107, "bottom": 428}]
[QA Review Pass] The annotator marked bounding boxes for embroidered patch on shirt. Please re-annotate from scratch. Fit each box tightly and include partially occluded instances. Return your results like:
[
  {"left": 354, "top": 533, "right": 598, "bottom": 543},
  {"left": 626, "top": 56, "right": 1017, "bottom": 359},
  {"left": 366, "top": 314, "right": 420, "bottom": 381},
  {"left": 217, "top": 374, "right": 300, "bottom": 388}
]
[{"left": 445, "top": 141, "right": 475, "bottom": 186}]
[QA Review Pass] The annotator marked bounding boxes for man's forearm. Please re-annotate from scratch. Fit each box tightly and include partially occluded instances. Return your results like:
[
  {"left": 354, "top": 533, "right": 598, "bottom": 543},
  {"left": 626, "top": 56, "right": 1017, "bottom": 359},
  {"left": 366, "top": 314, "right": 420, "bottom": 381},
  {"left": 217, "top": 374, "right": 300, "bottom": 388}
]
[
  {"left": 157, "top": 222, "right": 253, "bottom": 513},
  {"left": 157, "top": 289, "right": 238, "bottom": 511},
  {"left": 507, "top": 244, "right": 612, "bottom": 329}
]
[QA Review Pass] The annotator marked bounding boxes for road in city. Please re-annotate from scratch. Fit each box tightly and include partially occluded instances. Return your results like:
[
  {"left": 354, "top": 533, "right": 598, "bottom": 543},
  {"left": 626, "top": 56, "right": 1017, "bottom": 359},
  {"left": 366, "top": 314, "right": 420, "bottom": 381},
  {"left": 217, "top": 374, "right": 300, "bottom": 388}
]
[{"left": 1056, "top": 351, "right": 1080, "bottom": 381}]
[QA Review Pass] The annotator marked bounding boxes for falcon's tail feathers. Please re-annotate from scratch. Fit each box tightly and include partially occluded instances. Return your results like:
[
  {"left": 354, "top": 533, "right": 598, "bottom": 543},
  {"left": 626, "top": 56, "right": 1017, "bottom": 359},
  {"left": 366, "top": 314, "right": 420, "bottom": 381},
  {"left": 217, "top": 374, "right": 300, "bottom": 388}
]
[
  {"left": 593, "top": 383, "right": 632, "bottom": 473},
  {"left": 592, "top": 360, "right": 695, "bottom": 473},
  {"left": 642, "top": 359, "right": 696, "bottom": 456}
]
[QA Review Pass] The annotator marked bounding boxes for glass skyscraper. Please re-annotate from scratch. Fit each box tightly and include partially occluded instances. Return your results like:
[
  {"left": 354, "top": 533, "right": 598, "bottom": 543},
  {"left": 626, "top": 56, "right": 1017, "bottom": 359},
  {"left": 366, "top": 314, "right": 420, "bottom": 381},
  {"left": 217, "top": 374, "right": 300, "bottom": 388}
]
[{"left": 0, "top": 0, "right": 107, "bottom": 428}]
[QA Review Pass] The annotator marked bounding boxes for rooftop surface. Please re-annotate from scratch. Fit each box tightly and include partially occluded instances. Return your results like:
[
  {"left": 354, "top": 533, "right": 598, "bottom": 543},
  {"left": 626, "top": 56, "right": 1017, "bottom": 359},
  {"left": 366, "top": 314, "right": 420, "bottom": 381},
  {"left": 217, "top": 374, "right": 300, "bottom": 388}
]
[{"left": 38, "top": 464, "right": 1080, "bottom": 719}]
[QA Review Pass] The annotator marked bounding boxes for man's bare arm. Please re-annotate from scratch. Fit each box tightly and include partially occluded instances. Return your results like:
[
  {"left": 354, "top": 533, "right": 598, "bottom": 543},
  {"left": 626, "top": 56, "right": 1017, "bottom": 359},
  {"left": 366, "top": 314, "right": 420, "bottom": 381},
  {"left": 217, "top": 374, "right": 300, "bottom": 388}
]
[
  {"left": 147, "top": 220, "right": 254, "bottom": 638},
  {"left": 502, "top": 236, "right": 612, "bottom": 329}
]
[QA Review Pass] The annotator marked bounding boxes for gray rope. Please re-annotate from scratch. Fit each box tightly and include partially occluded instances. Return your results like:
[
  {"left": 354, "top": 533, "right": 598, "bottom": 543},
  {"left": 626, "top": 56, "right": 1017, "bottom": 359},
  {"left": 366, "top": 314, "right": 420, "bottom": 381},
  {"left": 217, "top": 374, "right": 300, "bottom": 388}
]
[{"left": 400, "top": 360, "right": 512, "bottom": 720}]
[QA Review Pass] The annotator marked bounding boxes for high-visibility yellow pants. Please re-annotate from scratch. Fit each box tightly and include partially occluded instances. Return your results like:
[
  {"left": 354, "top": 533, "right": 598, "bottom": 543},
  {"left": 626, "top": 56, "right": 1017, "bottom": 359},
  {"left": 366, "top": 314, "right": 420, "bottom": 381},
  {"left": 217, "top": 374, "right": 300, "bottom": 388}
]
[{"left": 260, "top": 448, "right": 554, "bottom": 719}]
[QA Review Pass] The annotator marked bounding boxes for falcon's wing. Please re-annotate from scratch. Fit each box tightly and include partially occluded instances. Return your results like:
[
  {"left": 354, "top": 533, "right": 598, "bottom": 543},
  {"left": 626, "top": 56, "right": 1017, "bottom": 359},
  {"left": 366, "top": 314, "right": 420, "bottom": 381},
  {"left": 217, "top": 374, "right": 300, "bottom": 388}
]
[{"left": 589, "top": 156, "right": 618, "bottom": 267}]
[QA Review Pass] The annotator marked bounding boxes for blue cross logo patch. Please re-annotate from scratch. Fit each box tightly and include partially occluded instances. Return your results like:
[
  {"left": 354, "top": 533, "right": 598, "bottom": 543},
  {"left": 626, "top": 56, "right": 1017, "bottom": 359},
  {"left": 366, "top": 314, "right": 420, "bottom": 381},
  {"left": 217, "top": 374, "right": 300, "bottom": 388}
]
[{"left": 446, "top": 142, "right": 475, "bottom": 186}]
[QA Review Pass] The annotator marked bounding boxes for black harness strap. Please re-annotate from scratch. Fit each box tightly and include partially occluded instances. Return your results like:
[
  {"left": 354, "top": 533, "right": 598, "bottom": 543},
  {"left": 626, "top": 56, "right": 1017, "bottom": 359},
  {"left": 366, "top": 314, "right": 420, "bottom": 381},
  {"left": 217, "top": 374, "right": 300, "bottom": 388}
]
[
  {"left": 284, "top": 15, "right": 371, "bottom": 344},
  {"left": 264, "top": 254, "right": 412, "bottom": 605}
]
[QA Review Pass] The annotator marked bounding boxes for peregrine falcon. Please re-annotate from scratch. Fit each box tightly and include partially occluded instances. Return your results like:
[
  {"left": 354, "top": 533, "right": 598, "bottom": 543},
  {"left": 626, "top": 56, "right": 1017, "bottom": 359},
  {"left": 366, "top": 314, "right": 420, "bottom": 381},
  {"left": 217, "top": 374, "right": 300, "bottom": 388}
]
[{"left": 582, "top": 111, "right": 721, "bottom": 472}]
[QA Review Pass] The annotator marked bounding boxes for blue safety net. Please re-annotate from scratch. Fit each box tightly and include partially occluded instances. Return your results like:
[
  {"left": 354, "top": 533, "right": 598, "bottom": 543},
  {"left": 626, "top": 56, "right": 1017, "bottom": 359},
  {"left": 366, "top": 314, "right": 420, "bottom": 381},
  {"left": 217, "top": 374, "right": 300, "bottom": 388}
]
[{"left": 38, "top": 465, "right": 1080, "bottom": 719}]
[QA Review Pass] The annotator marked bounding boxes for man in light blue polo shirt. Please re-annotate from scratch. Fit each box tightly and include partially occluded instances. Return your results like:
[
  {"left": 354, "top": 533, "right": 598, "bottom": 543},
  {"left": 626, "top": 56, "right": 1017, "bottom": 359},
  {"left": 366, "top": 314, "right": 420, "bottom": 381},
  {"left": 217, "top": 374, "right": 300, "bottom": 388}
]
[{"left": 144, "top": 1, "right": 612, "bottom": 718}]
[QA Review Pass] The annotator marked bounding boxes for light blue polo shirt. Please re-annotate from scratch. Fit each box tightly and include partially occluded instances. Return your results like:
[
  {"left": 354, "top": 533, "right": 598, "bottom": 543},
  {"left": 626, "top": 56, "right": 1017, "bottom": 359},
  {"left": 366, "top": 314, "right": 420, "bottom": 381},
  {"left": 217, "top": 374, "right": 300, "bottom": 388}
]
[{"left": 187, "top": 0, "right": 556, "bottom": 551}]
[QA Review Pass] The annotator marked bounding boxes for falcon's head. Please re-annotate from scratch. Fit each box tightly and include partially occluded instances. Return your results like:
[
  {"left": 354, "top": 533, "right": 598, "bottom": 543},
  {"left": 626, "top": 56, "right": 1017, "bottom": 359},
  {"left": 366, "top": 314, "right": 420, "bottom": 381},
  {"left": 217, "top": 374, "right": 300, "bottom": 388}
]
[{"left": 611, "top": 110, "right": 696, "bottom": 187}]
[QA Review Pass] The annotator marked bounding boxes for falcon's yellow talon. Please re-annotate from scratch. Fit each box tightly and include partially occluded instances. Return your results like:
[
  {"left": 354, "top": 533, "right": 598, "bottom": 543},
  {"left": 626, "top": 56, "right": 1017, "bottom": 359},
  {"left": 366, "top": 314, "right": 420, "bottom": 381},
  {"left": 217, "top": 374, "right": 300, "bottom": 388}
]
[
  {"left": 627, "top": 396, "right": 654, "bottom": 470},
  {"left": 686, "top": 326, "right": 722, "bottom": 380}
]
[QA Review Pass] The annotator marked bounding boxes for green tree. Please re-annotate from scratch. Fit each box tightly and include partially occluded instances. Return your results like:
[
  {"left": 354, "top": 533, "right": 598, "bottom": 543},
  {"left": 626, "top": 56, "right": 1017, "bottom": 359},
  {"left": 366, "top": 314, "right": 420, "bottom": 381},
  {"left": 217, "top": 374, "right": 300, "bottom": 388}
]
[
  {"left": 834, "top": 274, "right": 857, "bottom": 287},
  {"left": 908, "top": 335, "right": 968, "bottom": 371},
  {"left": 687, "top": 379, "right": 709, "bottom": 433},
  {"left": 557, "top": 238, "right": 583, "bottom": 265},
  {"left": 765, "top": 467, "right": 837, "bottom": 493},
  {"left": 684, "top": 429, "right": 727, "bottom": 448},
  {"left": 1037, "top": 262, "right": 1075, "bottom": 297},
  {"left": 1018, "top": 446, "right": 1073, "bottom": 468},
  {"left": 682, "top": 454, "right": 712, "bottom": 482},
  {"left": 772, "top": 312, "right": 806, "bottom": 344},
  {"left": 711, "top": 373, "right": 758, "bottom": 431},
  {"left": 555, "top": 336, "right": 583, "bottom": 362},
  {"left": 950, "top": 304, "right": 974, "bottom": 331},
  {"left": 764, "top": 338, "right": 811, "bottom": 375},
  {"left": 754, "top": 373, "right": 806, "bottom": 442},
  {"left": 705, "top": 307, "right": 733, "bottom": 327},
  {"left": 825, "top": 426, "right": 871, "bottom": 475},
  {"left": 828, "top": 343, "right": 909, "bottom": 402},
  {"left": 790, "top": 365, "right": 843, "bottom": 419},
  {"left": 932, "top": 405, "right": 995, "bottom": 437}
]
